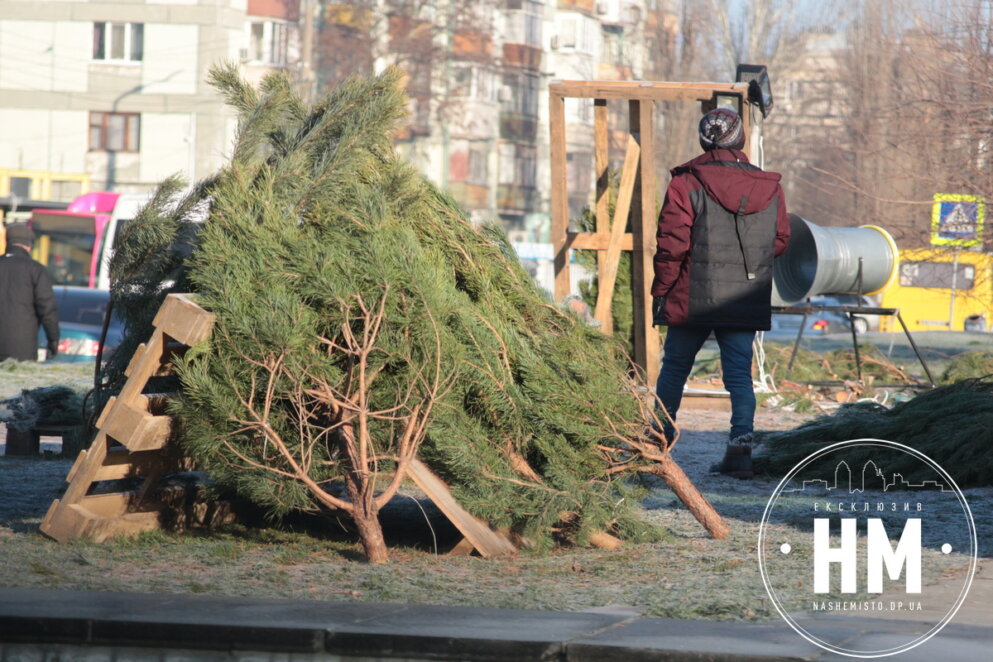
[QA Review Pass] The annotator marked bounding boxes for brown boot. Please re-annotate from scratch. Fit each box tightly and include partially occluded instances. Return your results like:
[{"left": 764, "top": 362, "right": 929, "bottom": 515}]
[{"left": 710, "top": 442, "right": 754, "bottom": 479}]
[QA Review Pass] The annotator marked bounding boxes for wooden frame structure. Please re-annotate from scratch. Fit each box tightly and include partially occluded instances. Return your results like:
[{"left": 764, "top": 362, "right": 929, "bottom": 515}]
[
  {"left": 549, "top": 80, "right": 752, "bottom": 383},
  {"left": 41, "top": 294, "right": 218, "bottom": 542}
]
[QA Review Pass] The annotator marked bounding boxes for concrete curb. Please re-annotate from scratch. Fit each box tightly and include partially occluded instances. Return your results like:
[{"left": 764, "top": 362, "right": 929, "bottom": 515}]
[{"left": 0, "top": 588, "right": 990, "bottom": 661}]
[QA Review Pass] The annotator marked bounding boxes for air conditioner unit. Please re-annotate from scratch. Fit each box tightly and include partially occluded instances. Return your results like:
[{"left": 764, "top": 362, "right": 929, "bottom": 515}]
[
  {"left": 597, "top": 1, "right": 609, "bottom": 15},
  {"left": 498, "top": 86, "right": 513, "bottom": 102},
  {"left": 550, "top": 35, "right": 559, "bottom": 50},
  {"left": 239, "top": 47, "right": 250, "bottom": 62}
]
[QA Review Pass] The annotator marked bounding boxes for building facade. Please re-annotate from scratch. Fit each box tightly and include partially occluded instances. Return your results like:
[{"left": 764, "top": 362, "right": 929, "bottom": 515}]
[
  {"left": 0, "top": 0, "right": 679, "bottom": 239},
  {"left": 0, "top": 0, "right": 302, "bottom": 196}
]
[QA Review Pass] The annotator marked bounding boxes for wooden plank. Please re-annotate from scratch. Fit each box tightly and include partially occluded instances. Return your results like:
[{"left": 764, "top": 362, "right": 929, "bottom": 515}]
[
  {"left": 566, "top": 231, "right": 634, "bottom": 251},
  {"left": 550, "top": 81, "right": 748, "bottom": 103},
  {"left": 594, "top": 135, "right": 640, "bottom": 333},
  {"left": 594, "top": 98, "right": 609, "bottom": 296},
  {"left": 152, "top": 293, "right": 215, "bottom": 347},
  {"left": 64, "top": 448, "right": 88, "bottom": 484},
  {"left": 102, "top": 398, "right": 172, "bottom": 452},
  {"left": 406, "top": 459, "right": 516, "bottom": 558},
  {"left": 56, "top": 434, "right": 112, "bottom": 508},
  {"left": 79, "top": 447, "right": 166, "bottom": 483},
  {"left": 118, "top": 331, "right": 164, "bottom": 404},
  {"left": 85, "top": 509, "right": 162, "bottom": 543},
  {"left": 549, "top": 92, "right": 570, "bottom": 302},
  {"left": 77, "top": 491, "right": 138, "bottom": 518},
  {"left": 639, "top": 100, "right": 661, "bottom": 385},
  {"left": 681, "top": 394, "right": 732, "bottom": 412},
  {"left": 447, "top": 537, "right": 476, "bottom": 557},
  {"left": 40, "top": 500, "right": 93, "bottom": 542},
  {"left": 628, "top": 100, "right": 660, "bottom": 384}
]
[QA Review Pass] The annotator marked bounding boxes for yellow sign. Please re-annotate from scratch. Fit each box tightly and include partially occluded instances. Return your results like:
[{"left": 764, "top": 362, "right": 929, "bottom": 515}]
[{"left": 931, "top": 193, "right": 985, "bottom": 247}]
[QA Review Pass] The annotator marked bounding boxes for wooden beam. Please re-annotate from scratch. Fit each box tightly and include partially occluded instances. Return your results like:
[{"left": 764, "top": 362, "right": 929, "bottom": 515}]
[
  {"left": 594, "top": 98, "right": 609, "bottom": 293},
  {"left": 566, "top": 231, "right": 633, "bottom": 251},
  {"left": 550, "top": 81, "right": 749, "bottom": 103},
  {"left": 153, "top": 293, "right": 216, "bottom": 347},
  {"left": 549, "top": 92, "right": 570, "bottom": 302},
  {"left": 639, "top": 100, "right": 660, "bottom": 385},
  {"left": 629, "top": 99, "right": 660, "bottom": 384},
  {"left": 407, "top": 459, "right": 516, "bottom": 558},
  {"left": 593, "top": 135, "right": 640, "bottom": 332}
]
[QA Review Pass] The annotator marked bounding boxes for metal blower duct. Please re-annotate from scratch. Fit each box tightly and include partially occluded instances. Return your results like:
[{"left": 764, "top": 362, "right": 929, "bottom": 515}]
[{"left": 772, "top": 214, "right": 899, "bottom": 305}]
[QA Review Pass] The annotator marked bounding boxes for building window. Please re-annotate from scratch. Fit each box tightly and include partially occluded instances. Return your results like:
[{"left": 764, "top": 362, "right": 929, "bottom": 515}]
[
  {"left": 602, "top": 25, "right": 625, "bottom": 66},
  {"left": 245, "top": 21, "right": 289, "bottom": 66},
  {"left": 557, "top": 13, "right": 597, "bottom": 54},
  {"left": 500, "top": 143, "right": 536, "bottom": 189},
  {"left": 451, "top": 65, "right": 495, "bottom": 101},
  {"left": 93, "top": 22, "right": 143, "bottom": 62},
  {"left": 89, "top": 112, "right": 140, "bottom": 152},
  {"left": 468, "top": 143, "right": 488, "bottom": 185},
  {"left": 505, "top": 0, "right": 542, "bottom": 47},
  {"left": 501, "top": 73, "right": 540, "bottom": 117}
]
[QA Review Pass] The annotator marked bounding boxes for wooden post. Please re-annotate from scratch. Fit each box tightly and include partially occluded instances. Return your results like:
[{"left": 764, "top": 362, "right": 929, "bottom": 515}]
[
  {"left": 594, "top": 98, "right": 610, "bottom": 314},
  {"left": 627, "top": 100, "right": 660, "bottom": 385},
  {"left": 635, "top": 100, "right": 659, "bottom": 385},
  {"left": 550, "top": 91, "right": 570, "bottom": 302}
]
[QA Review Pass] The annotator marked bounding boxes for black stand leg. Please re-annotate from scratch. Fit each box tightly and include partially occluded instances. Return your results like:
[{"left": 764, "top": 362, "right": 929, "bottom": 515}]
[
  {"left": 786, "top": 312, "right": 809, "bottom": 378},
  {"left": 897, "top": 311, "right": 936, "bottom": 386}
]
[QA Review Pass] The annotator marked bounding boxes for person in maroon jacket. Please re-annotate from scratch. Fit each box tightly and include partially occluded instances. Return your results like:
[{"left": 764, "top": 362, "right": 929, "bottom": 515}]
[{"left": 651, "top": 108, "right": 790, "bottom": 476}]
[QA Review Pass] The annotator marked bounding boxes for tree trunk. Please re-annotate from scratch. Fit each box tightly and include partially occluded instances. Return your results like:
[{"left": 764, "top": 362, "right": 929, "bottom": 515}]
[
  {"left": 649, "top": 453, "right": 730, "bottom": 540},
  {"left": 351, "top": 502, "right": 389, "bottom": 564},
  {"left": 342, "top": 459, "right": 389, "bottom": 564}
]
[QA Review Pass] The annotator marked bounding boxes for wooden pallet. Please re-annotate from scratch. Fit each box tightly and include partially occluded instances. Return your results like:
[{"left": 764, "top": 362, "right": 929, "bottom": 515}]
[
  {"left": 41, "top": 293, "right": 516, "bottom": 556},
  {"left": 41, "top": 294, "right": 216, "bottom": 542}
]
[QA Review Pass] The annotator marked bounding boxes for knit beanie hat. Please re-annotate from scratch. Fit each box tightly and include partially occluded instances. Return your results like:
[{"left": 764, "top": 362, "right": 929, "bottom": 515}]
[
  {"left": 699, "top": 108, "right": 745, "bottom": 151},
  {"left": 4, "top": 222, "right": 35, "bottom": 247}
]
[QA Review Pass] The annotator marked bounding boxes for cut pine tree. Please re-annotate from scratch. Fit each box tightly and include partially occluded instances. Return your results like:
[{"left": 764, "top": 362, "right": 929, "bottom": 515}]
[{"left": 106, "top": 65, "right": 724, "bottom": 561}]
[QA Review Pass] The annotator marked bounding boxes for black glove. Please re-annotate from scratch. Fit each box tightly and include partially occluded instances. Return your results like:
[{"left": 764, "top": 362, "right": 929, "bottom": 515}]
[
  {"left": 47, "top": 339, "right": 59, "bottom": 359},
  {"left": 652, "top": 296, "right": 667, "bottom": 327}
]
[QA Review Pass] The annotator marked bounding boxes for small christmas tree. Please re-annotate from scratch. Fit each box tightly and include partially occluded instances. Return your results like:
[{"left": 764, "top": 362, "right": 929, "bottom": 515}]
[{"left": 109, "top": 66, "right": 675, "bottom": 562}]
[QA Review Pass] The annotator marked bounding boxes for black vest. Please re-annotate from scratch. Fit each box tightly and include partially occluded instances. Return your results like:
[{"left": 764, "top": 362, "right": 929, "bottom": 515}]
[{"left": 685, "top": 162, "right": 780, "bottom": 330}]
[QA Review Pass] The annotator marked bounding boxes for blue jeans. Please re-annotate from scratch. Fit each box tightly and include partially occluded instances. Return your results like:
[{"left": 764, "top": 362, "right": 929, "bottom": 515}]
[{"left": 655, "top": 326, "right": 756, "bottom": 441}]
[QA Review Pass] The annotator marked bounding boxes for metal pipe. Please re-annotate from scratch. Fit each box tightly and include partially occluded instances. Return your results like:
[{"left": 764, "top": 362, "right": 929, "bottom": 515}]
[{"left": 772, "top": 214, "right": 899, "bottom": 304}]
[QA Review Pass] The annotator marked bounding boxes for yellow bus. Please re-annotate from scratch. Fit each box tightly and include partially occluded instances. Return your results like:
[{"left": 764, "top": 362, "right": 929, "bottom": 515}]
[{"left": 879, "top": 247, "right": 993, "bottom": 332}]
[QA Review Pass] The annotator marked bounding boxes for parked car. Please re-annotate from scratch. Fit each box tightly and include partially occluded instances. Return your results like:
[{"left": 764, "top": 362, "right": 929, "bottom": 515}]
[
  {"left": 38, "top": 287, "right": 124, "bottom": 362},
  {"left": 767, "top": 305, "right": 853, "bottom": 340},
  {"left": 809, "top": 294, "right": 881, "bottom": 334}
]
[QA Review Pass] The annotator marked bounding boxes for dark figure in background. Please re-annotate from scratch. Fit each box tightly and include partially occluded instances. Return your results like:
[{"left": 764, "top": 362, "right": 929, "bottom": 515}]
[
  {"left": 651, "top": 108, "right": 790, "bottom": 477},
  {"left": 0, "top": 223, "right": 59, "bottom": 361}
]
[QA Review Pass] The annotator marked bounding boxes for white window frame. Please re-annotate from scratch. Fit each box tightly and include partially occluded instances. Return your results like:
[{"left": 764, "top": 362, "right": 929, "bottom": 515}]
[
  {"left": 92, "top": 22, "right": 143, "bottom": 63},
  {"left": 245, "top": 20, "right": 289, "bottom": 66}
]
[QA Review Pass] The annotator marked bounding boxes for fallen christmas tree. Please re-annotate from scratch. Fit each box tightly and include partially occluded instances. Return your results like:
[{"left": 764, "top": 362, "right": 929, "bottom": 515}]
[
  {"left": 755, "top": 377, "right": 993, "bottom": 487},
  {"left": 105, "top": 66, "right": 721, "bottom": 562}
]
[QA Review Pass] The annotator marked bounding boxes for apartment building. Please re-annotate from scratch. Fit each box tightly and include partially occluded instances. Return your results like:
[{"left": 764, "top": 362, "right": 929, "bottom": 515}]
[
  {"left": 319, "top": 1, "right": 670, "bottom": 240},
  {"left": 0, "top": 0, "right": 676, "bottom": 237},
  {"left": 0, "top": 0, "right": 302, "bottom": 196}
]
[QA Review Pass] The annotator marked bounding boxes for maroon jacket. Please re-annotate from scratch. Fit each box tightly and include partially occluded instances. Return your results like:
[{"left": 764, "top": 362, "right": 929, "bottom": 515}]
[{"left": 651, "top": 149, "right": 790, "bottom": 329}]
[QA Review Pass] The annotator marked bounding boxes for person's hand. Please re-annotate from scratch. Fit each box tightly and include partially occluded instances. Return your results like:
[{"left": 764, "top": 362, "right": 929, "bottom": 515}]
[
  {"left": 47, "top": 340, "right": 59, "bottom": 359},
  {"left": 652, "top": 296, "right": 667, "bottom": 327}
]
